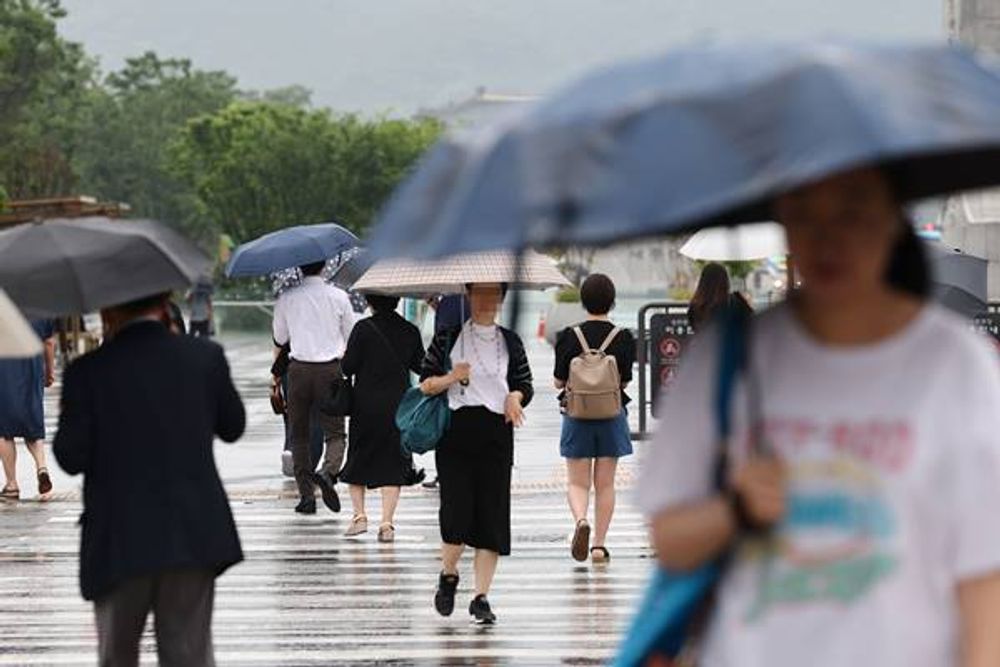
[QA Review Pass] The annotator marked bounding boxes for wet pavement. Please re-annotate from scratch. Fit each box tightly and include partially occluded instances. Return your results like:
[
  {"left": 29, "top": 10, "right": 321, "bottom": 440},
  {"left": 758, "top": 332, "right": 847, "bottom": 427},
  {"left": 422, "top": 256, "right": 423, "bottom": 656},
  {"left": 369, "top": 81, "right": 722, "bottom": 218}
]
[{"left": 0, "top": 334, "right": 655, "bottom": 665}]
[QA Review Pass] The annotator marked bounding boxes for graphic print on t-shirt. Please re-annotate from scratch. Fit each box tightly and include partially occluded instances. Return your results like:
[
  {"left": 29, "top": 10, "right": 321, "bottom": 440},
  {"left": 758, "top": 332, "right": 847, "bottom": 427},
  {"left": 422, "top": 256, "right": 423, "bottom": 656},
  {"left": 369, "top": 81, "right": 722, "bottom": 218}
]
[{"left": 740, "top": 417, "right": 914, "bottom": 623}]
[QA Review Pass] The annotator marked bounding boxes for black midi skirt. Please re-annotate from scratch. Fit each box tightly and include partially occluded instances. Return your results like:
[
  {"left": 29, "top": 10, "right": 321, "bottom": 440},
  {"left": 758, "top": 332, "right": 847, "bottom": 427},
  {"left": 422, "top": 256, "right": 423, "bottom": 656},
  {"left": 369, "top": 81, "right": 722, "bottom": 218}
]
[{"left": 435, "top": 406, "right": 514, "bottom": 555}]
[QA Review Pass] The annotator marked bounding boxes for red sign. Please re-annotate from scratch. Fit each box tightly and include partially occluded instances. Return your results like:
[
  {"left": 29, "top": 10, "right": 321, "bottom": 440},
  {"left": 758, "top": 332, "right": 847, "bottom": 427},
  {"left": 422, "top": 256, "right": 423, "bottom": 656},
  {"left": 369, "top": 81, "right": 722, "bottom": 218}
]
[{"left": 659, "top": 337, "right": 681, "bottom": 359}]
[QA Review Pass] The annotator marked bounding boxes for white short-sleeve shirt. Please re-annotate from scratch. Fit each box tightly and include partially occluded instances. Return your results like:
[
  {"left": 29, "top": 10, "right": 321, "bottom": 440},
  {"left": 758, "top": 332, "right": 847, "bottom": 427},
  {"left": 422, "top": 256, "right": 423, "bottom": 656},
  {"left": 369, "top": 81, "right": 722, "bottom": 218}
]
[{"left": 638, "top": 303, "right": 1000, "bottom": 667}]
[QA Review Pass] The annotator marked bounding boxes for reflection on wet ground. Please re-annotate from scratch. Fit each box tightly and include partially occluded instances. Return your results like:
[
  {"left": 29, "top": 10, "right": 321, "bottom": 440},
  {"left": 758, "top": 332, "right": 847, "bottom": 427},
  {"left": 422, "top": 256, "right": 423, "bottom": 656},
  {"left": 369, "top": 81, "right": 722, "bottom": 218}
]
[{"left": 1, "top": 335, "right": 653, "bottom": 664}]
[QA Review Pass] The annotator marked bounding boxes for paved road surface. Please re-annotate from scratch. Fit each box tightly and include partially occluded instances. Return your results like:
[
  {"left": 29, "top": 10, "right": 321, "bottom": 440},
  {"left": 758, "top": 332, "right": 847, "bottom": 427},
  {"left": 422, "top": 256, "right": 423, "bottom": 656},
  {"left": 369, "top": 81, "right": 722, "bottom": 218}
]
[{"left": 0, "top": 334, "right": 656, "bottom": 665}]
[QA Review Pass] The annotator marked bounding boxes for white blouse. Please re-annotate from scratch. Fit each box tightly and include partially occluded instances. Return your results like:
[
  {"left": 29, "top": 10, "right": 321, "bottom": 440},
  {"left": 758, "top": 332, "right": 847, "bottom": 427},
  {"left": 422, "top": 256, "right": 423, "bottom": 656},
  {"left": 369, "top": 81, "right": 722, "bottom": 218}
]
[{"left": 448, "top": 322, "right": 510, "bottom": 415}]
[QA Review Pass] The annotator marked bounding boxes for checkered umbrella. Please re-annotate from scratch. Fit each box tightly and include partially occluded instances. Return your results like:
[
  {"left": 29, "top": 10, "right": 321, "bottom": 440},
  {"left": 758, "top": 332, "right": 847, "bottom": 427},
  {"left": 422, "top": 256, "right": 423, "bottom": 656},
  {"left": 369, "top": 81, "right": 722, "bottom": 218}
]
[{"left": 353, "top": 250, "right": 571, "bottom": 296}]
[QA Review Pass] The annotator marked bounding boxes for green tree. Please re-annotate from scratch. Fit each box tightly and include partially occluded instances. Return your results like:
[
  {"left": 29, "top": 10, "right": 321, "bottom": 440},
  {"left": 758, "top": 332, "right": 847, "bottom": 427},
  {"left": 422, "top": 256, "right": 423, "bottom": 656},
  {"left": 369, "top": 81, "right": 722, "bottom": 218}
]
[
  {"left": 0, "top": 0, "right": 93, "bottom": 198},
  {"left": 75, "top": 52, "right": 238, "bottom": 226},
  {"left": 169, "top": 102, "right": 442, "bottom": 243}
]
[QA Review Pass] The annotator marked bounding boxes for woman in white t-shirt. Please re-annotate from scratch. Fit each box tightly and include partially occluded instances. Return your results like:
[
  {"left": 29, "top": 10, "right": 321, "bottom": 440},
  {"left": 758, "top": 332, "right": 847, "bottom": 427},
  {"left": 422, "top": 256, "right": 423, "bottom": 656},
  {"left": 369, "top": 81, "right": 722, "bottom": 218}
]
[{"left": 638, "top": 167, "right": 1000, "bottom": 666}]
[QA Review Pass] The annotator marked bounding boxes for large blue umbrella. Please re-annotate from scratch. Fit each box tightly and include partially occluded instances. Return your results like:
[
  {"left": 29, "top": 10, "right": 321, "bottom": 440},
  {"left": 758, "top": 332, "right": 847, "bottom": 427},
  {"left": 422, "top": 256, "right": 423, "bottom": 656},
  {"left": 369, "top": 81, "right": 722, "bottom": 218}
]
[
  {"left": 369, "top": 42, "right": 1000, "bottom": 259},
  {"left": 225, "top": 222, "right": 359, "bottom": 278}
]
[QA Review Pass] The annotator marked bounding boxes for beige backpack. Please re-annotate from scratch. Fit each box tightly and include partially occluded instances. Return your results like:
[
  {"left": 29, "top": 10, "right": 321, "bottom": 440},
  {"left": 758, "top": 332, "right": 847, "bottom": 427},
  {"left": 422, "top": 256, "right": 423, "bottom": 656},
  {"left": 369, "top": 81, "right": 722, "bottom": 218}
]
[{"left": 565, "top": 326, "right": 622, "bottom": 420}]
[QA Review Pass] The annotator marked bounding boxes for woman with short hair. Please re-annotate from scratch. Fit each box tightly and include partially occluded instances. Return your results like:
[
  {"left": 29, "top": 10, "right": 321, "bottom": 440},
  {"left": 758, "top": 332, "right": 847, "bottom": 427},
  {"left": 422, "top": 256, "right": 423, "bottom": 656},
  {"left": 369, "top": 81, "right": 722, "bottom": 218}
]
[
  {"left": 420, "top": 283, "right": 533, "bottom": 625},
  {"left": 554, "top": 273, "right": 635, "bottom": 563}
]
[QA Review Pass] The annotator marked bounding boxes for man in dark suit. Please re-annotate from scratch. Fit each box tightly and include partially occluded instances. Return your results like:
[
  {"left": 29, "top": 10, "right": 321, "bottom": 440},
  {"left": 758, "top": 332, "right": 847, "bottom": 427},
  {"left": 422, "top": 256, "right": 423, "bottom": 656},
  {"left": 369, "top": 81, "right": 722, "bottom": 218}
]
[{"left": 54, "top": 292, "right": 246, "bottom": 667}]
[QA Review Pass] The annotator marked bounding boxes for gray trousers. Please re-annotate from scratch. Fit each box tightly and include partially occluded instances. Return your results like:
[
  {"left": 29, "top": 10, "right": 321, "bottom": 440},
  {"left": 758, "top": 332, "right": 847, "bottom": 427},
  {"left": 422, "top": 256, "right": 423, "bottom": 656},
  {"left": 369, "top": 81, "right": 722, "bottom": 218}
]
[
  {"left": 287, "top": 359, "right": 347, "bottom": 498},
  {"left": 95, "top": 568, "right": 216, "bottom": 667}
]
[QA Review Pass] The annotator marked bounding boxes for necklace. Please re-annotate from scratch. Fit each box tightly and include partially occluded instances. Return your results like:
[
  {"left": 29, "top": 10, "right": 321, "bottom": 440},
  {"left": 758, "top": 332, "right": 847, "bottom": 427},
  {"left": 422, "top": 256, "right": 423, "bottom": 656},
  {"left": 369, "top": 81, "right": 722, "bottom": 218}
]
[{"left": 465, "top": 323, "right": 503, "bottom": 378}]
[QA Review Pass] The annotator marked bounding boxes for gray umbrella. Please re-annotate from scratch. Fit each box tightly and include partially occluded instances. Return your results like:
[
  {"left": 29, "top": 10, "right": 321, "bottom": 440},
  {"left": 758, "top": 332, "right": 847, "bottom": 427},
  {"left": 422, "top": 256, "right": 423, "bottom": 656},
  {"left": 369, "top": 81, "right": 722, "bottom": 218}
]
[
  {"left": 926, "top": 241, "right": 988, "bottom": 318},
  {"left": 0, "top": 217, "right": 211, "bottom": 317}
]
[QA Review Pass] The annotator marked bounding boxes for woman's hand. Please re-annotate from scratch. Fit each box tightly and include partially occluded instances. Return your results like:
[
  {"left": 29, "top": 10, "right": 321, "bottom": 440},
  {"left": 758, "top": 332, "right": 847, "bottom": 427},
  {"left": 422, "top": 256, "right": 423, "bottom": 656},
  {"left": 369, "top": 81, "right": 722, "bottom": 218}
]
[
  {"left": 504, "top": 391, "right": 525, "bottom": 427},
  {"left": 452, "top": 362, "right": 471, "bottom": 385},
  {"left": 730, "top": 458, "right": 787, "bottom": 528}
]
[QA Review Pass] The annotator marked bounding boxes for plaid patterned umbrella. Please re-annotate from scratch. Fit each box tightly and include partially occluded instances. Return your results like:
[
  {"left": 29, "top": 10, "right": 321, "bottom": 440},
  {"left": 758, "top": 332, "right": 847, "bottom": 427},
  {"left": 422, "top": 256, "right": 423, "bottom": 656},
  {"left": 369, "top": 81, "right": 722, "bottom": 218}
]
[{"left": 353, "top": 250, "right": 570, "bottom": 296}]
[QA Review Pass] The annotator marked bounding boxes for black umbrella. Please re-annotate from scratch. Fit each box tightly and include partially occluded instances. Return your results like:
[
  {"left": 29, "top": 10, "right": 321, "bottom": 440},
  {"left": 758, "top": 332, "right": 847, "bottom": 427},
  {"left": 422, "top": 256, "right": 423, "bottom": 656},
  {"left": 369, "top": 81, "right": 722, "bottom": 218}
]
[{"left": 0, "top": 217, "right": 211, "bottom": 317}]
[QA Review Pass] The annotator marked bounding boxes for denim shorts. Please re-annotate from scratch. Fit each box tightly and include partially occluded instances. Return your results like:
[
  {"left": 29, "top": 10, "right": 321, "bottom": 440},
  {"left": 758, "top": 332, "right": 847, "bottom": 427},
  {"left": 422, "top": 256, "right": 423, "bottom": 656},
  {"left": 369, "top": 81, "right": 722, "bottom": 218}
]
[{"left": 560, "top": 409, "right": 633, "bottom": 459}]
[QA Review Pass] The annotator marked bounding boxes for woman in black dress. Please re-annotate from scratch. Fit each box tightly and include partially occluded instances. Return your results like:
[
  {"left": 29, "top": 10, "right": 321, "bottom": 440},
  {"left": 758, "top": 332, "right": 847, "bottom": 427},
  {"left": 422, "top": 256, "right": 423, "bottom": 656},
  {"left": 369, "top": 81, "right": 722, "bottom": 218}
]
[
  {"left": 420, "top": 283, "right": 533, "bottom": 625},
  {"left": 340, "top": 295, "right": 425, "bottom": 542}
]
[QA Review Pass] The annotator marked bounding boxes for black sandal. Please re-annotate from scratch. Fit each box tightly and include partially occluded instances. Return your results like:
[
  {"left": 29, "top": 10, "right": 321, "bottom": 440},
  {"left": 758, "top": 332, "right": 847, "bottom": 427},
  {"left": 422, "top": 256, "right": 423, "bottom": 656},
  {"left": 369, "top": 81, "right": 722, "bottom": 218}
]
[
  {"left": 1, "top": 486, "right": 19, "bottom": 502},
  {"left": 590, "top": 546, "right": 610, "bottom": 563},
  {"left": 37, "top": 468, "right": 52, "bottom": 496}
]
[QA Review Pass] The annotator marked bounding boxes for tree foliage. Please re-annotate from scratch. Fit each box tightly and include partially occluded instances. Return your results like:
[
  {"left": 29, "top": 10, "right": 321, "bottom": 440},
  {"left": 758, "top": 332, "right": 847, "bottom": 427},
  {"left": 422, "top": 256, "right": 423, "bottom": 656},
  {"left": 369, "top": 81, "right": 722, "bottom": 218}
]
[
  {"left": 169, "top": 103, "right": 442, "bottom": 242},
  {"left": 0, "top": 0, "right": 93, "bottom": 197},
  {"left": 75, "top": 52, "right": 238, "bottom": 225}
]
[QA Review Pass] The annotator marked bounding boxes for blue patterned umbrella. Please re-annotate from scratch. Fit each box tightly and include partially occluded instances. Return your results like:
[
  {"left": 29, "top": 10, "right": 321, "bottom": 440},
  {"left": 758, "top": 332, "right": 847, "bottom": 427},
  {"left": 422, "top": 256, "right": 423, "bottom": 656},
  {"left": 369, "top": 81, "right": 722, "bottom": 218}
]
[{"left": 226, "top": 222, "right": 359, "bottom": 278}]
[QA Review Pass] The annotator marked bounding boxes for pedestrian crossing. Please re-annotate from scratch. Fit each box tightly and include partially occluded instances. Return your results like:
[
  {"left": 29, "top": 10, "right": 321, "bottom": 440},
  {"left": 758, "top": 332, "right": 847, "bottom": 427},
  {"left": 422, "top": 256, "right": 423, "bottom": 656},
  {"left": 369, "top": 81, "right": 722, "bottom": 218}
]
[{"left": 0, "top": 487, "right": 655, "bottom": 665}]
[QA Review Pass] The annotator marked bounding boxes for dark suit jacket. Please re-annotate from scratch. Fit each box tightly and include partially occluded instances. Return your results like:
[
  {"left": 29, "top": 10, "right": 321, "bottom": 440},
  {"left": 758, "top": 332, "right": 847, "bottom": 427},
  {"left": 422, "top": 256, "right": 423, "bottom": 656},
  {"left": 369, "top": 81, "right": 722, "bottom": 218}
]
[{"left": 54, "top": 320, "right": 246, "bottom": 601}]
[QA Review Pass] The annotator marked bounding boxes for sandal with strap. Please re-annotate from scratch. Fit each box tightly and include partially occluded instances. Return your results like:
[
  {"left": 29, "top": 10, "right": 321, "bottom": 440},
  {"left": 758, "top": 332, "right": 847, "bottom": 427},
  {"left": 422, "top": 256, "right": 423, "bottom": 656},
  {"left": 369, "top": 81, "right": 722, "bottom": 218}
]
[
  {"left": 37, "top": 468, "right": 53, "bottom": 496},
  {"left": 1, "top": 485, "right": 19, "bottom": 502},
  {"left": 590, "top": 546, "right": 610, "bottom": 563},
  {"left": 571, "top": 518, "right": 591, "bottom": 562},
  {"left": 344, "top": 514, "right": 368, "bottom": 537},
  {"left": 377, "top": 523, "right": 395, "bottom": 543}
]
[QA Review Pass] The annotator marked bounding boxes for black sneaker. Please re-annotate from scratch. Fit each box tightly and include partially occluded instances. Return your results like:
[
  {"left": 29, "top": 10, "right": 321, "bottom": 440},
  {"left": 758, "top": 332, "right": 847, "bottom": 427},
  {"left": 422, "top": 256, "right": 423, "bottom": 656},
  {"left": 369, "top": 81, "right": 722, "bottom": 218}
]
[
  {"left": 294, "top": 497, "right": 316, "bottom": 514},
  {"left": 312, "top": 471, "right": 341, "bottom": 513},
  {"left": 434, "top": 572, "right": 460, "bottom": 617},
  {"left": 469, "top": 595, "right": 496, "bottom": 625}
]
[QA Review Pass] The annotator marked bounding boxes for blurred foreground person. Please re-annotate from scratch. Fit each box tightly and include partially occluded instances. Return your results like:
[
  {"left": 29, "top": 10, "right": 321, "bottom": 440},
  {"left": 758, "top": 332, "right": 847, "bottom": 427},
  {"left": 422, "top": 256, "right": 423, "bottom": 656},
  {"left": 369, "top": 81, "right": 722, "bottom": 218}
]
[
  {"left": 54, "top": 292, "right": 246, "bottom": 667},
  {"left": 0, "top": 319, "right": 57, "bottom": 501},
  {"left": 639, "top": 168, "right": 1000, "bottom": 666}
]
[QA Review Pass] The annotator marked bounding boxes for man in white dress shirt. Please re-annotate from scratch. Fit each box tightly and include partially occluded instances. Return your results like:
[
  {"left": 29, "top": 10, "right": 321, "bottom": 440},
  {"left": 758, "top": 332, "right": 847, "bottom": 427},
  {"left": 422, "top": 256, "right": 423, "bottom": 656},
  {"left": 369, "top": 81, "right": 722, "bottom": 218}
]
[{"left": 273, "top": 261, "right": 357, "bottom": 514}]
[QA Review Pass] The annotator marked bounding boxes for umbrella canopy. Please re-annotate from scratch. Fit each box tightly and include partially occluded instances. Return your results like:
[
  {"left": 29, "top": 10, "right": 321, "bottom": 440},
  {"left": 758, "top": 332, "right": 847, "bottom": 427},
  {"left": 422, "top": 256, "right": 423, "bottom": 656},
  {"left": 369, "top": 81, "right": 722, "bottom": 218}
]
[
  {"left": 926, "top": 241, "right": 988, "bottom": 317},
  {"left": 0, "top": 290, "right": 42, "bottom": 358},
  {"left": 369, "top": 42, "right": 1000, "bottom": 259},
  {"left": 0, "top": 217, "right": 211, "bottom": 318},
  {"left": 329, "top": 249, "right": 376, "bottom": 290},
  {"left": 353, "top": 250, "right": 572, "bottom": 296},
  {"left": 225, "top": 222, "right": 360, "bottom": 278},
  {"left": 680, "top": 222, "right": 787, "bottom": 261}
]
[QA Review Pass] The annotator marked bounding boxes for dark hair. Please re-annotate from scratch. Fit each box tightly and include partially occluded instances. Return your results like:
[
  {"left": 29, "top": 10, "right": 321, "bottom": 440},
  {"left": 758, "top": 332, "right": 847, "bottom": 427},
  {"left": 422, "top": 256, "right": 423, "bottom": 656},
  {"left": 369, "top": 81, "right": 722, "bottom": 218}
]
[
  {"left": 689, "top": 263, "right": 731, "bottom": 331},
  {"left": 465, "top": 282, "right": 509, "bottom": 297},
  {"left": 884, "top": 218, "right": 930, "bottom": 299},
  {"left": 365, "top": 294, "right": 400, "bottom": 313},
  {"left": 112, "top": 292, "right": 171, "bottom": 317},
  {"left": 300, "top": 261, "right": 326, "bottom": 276},
  {"left": 580, "top": 273, "right": 616, "bottom": 315}
]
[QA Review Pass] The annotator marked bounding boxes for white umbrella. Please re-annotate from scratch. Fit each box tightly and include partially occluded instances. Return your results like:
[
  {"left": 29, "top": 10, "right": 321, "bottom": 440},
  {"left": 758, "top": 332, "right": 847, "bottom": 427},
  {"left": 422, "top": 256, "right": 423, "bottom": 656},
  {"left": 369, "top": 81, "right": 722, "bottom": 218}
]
[
  {"left": 354, "top": 250, "right": 571, "bottom": 296},
  {"left": 0, "top": 290, "right": 42, "bottom": 358},
  {"left": 680, "top": 222, "right": 787, "bottom": 261}
]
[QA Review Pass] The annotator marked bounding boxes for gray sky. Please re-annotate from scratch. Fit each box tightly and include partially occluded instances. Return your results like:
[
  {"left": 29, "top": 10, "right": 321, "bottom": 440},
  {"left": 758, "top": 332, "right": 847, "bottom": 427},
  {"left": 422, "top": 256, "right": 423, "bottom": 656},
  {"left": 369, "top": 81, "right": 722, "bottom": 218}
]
[{"left": 60, "top": 0, "right": 944, "bottom": 114}]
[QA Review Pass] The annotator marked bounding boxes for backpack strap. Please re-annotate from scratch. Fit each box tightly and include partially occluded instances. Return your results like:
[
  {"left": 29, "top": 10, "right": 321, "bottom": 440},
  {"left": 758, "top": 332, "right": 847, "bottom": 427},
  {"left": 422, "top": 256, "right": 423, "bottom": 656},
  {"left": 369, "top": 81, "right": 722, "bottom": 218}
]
[
  {"left": 572, "top": 326, "right": 592, "bottom": 353},
  {"left": 597, "top": 327, "right": 622, "bottom": 353}
]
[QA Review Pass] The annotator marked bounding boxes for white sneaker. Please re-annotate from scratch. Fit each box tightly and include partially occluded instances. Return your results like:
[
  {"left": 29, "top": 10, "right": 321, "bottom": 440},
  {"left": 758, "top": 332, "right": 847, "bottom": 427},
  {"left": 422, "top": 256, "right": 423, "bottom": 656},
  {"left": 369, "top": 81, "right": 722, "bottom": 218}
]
[{"left": 281, "top": 450, "right": 294, "bottom": 477}]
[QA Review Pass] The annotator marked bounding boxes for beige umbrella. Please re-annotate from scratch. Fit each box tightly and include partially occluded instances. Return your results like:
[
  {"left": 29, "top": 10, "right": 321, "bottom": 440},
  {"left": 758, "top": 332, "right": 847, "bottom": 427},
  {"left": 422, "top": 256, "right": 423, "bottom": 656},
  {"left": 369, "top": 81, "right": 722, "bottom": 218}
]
[
  {"left": 354, "top": 250, "right": 571, "bottom": 296},
  {"left": 0, "top": 290, "right": 42, "bottom": 358}
]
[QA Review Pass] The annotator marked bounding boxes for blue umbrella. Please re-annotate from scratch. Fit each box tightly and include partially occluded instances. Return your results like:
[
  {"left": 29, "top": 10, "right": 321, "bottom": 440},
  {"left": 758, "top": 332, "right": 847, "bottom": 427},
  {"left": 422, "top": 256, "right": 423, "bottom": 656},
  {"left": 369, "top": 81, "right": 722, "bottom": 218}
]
[
  {"left": 369, "top": 42, "right": 1000, "bottom": 259},
  {"left": 225, "top": 222, "right": 360, "bottom": 278}
]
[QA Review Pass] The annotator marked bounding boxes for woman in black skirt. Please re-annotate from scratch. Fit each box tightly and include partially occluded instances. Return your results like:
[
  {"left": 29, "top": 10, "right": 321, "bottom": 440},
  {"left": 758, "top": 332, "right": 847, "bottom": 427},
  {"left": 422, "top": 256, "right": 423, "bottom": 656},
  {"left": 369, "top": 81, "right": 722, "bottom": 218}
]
[
  {"left": 340, "top": 294, "right": 426, "bottom": 542},
  {"left": 420, "top": 283, "right": 533, "bottom": 625}
]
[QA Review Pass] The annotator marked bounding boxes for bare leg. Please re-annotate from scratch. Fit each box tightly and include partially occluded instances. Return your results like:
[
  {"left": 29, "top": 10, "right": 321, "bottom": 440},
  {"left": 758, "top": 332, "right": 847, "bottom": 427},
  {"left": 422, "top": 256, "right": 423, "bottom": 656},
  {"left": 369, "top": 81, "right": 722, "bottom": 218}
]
[
  {"left": 565, "top": 458, "right": 593, "bottom": 523},
  {"left": 380, "top": 486, "right": 401, "bottom": 526},
  {"left": 24, "top": 440, "right": 47, "bottom": 473},
  {"left": 593, "top": 457, "right": 619, "bottom": 548},
  {"left": 0, "top": 438, "right": 17, "bottom": 491},
  {"left": 348, "top": 484, "right": 366, "bottom": 518},
  {"left": 441, "top": 542, "right": 464, "bottom": 576},
  {"left": 473, "top": 549, "right": 499, "bottom": 597}
]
